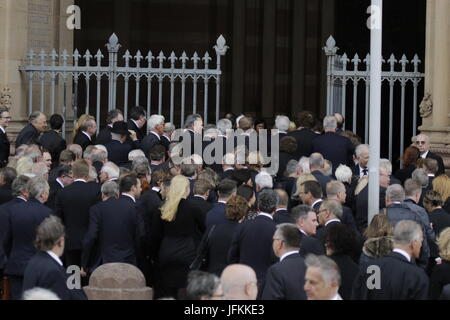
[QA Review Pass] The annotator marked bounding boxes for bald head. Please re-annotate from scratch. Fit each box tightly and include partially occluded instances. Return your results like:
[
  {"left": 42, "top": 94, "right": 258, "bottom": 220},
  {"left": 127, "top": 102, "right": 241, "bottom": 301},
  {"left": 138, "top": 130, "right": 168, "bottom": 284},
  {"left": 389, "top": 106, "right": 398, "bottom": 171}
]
[
  {"left": 275, "top": 189, "right": 288, "bottom": 208},
  {"left": 220, "top": 264, "right": 258, "bottom": 300}
]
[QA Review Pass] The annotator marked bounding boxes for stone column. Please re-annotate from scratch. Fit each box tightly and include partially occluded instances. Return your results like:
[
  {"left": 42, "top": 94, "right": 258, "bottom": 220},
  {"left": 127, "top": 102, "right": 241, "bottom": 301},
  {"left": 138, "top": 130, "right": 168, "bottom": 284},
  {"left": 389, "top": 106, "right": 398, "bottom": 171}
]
[
  {"left": 0, "top": 0, "right": 73, "bottom": 145},
  {"left": 419, "top": 0, "right": 450, "bottom": 174}
]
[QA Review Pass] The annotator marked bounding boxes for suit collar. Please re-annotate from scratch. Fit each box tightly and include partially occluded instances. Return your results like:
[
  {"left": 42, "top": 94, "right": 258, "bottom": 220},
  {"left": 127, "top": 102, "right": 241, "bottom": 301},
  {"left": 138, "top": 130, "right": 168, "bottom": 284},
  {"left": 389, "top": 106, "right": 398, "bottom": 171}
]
[
  {"left": 279, "top": 251, "right": 299, "bottom": 262},
  {"left": 257, "top": 212, "right": 273, "bottom": 220},
  {"left": 121, "top": 193, "right": 136, "bottom": 203},
  {"left": 389, "top": 251, "right": 413, "bottom": 264}
]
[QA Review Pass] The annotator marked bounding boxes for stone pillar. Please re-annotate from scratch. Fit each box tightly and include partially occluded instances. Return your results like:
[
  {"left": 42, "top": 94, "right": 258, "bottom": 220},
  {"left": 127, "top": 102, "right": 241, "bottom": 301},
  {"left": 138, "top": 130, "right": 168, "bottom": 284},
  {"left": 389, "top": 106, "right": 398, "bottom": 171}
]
[
  {"left": 419, "top": 0, "right": 450, "bottom": 174},
  {"left": 0, "top": 0, "right": 74, "bottom": 145}
]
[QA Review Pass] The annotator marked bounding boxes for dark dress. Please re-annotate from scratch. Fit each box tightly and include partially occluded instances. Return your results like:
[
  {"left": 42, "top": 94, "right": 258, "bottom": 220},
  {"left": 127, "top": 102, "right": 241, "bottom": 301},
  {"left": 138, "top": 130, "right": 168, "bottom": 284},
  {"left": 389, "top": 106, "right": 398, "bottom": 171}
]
[{"left": 429, "top": 260, "right": 450, "bottom": 300}]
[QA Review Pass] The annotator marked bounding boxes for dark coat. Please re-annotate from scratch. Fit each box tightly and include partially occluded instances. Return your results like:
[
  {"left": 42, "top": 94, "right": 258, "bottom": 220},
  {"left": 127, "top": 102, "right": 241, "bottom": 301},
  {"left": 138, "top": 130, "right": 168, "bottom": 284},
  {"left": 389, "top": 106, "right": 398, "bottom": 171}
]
[
  {"left": 261, "top": 252, "right": 307, "bottom": 300},
  {"left": 187, "top": 195, "right": 214, "bottom": 218},
  {"left": 45, "top": 179, "right": 63, "bottom": 211},
  {"left": 428, "top": 208, "right": 450, "bottom": 237},
  {"left": 40, "top": 130, "right": 66, "bottom": 165},
  {"left": 354, "top": 185, "right": 386, "bottom": 232},
  {"left": 312, "top": 132, "right": 355, "bottom": 173},
  {"left": 55, "top": 180, "right": 101, "bottom": 250},
  {"left": 23, "top": 251, "right": 86, "bottom": 300},
  {"left": 3, "top": 199, "right": 52, "bottom": 276},
  {"left": 105, "top": 139, "right": 135, "bottom": 167},
  {"left": 287, "top": 128, "right": 318, "bottom": 160},
  {"left": 141, "top": 132, "right": 162, "bottom": 158},
  {"left": 127, "top": 119, "right": 145, "bottom": 142},
  {"left": 0, "top": 184, "right": 13, "bottom": 205},
  {"left": 273, "top": 209, "right": 294, "bottom": 225},
  {"left": 15, "top": 124, "right": 40, "bottom": 148},
  {"left": 425, "top": 151, "right": 445, "bottom": 177},
  {"left": 311, "top": 170, "right": 333, "bottom": 197},
  {"left": 205, "top": 202, "right": 227, "bottom": 230},
  {"left": 82, "top": 196, "right": 143, "bottom": 268},
  {"left": 299, "top": 231, "right": 325, "bottom": 257},
  {"left": 138, "top": 188, "right": 162, "bottom": 244},
  {"left": 0, "top": 130, "right": 10, "bottom": 168},
  {"left": 228, "top": 215, "right": 277, "bottom": 284},
  {"left": 160, "top": 135, "right": 171, "bottom": 150},
  {"left": 429, "top": 260, "right": 450, "bottom": 300},
  {"left": 73, "top": 131, "right": 94, "bottom": 151},
  {"left": 352, "top": 252, "right": 429, "bottom": 300},
  {"left": 220, "top": 169, "right": 235, "bottom": 181},
  {"left": 96, "top": 126, "right": 113, "bottom": 146},
  {"left": 394, "top": 165, "right": 416, "bottom": 185},
  {"left": 276, "top": 152, "right": 296, "bottom": 180},
  {"left": 329, "top": 253, "right": 359, "bottom": 300}
]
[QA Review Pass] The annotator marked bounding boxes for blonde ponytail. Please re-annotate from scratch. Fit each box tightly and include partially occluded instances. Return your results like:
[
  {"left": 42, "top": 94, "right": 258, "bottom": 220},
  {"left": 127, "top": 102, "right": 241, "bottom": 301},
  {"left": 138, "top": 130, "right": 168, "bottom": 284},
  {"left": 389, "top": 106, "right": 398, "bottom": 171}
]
[{"left": 161, "top": 175, "right": 190, "bottom": 222}]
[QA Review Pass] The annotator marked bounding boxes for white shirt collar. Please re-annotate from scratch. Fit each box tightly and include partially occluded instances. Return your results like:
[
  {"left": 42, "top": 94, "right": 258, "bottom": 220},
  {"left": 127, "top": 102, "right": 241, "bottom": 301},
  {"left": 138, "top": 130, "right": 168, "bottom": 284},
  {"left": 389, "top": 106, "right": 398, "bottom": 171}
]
[
  {"left": 393, "top": 248, "right": 411, "bottom": 262},
  {"left": 108, "top": 178, "right": 118, "bottom": 182},
  {"left": 279, "top": 251, "right": 298, "bottom": 262},
  {"left": 46, "top": 251, "right": 63, "bottom": 266},
  {"left": 218, "top": 200, "right": 227, "bottom": 204},
  {"left": 325, "top": 218, "right": 341, "bottom": 227},
  {"left": 74, "top": 179, "right": 87, "bottom": 183},
  {"left": 194, "top": 195, "right": 206, "bottom": 200},
  {"left": 152, "top": 186, "right": 160, "bottom": 193},
  {"left": 223, "top": 167, "right": 234, "bottom": 172},
  {"left": 331, "top": 293, "right": 342, "bottom": 300},
  {"left": 56, "top": 178, "right": 65, "bottom": 188},
  {"left": 311, "top": 199, "right": 322, "bottom": 208},
  {"left": 258, "top": 212, "right": 273, "bottom": 220},
  {"left": 108, "top": 124, "right": 113, "bottom": 128},
  {"left": 299, "top": 229, "right": 308, "bottom": 236},
  {"left": 359, "top": 166, "right": 368, "bottom": 176},
  {"left": 150, "top": 131, "right": 161, "bottom": 139},
  {"left": 121, "top": 193, "right": 136, "bottom": 203},
  {"left": 420, "top": 150, "right": 429, "bottom": 159},
  {"left": 427, "top": 174, "right": 435, "bottom": 177},
  {"left": 278, "top": 130, "right": 287, "bottom": 134},
  {"left": 163, "top": 135, "right": 171, "bottom": 141},
  {"left": 17, "top": 196, "right": 27, "bottom": 202},
  {"left": 276, "top": 208, "right": 287, "bottom": 212},
  {"left": 0, "top": 125, "right": 5, "bottom": 134},
  {"left": 82, "top": 131, "right": 92, "bottom": 141},
  {"left": 131, "top": 119, "right": 140, "bottom": 129}
]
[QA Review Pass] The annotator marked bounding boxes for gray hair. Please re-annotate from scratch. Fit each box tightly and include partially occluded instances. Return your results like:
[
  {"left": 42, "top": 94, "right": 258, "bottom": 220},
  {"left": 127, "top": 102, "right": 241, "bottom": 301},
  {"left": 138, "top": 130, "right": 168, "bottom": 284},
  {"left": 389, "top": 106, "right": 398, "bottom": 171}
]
[
  {"left": 355, "top": 144, "right": 369, "bottom": 158},
  {"left": 91, "top": 149, "right": 108, "bottom": 163},
  {"left": 290, "top": 204, "right": 314, "bottom": 222},
  {"left": 335, "top": 164, "right": 352, "bottom": 183},
  {"left": 12, "top": 175, "right": 31, "bottom": 197},
  {"left": 27, "top": 176, "right": 50, "bottom": 199},
  {"left": 299, "top": 157, "right": 311, "bottom": 174},
  {"left": 305, "top": 254, "right": 341, "bottom": 286},
  {"left": 147, "top": 114, "right": 165, "bottom": 131},
  {"left": 29, "top": 111, "right": 44, "bottom": 123},
  {"left": 275, "top": 115, "right": 290, "bottom": 132},
  {"left": 323, "top": 160, "right": 332, "bottom": 177},
  {"left": 285, "top": 159, "right": 299, "bottom": 176},
  {"left": 128, "top": 149, "right": 145, "bottom": 161},
  {"left": 404, "top": 179, "right": 421, "bottom": 197},
  {"left": 386, "top": 184, "right": 405, "bottom": 202},
  {"left": 223, "top": 153, "right": 235, "bottom": 166},
  {"left": 164, "top": 122, "right": 175, "bottom": 134},
  {"left": 35, "top": 215, "right": 65, "bottom": 251},
  {"left": 67, "top": 144, "right": 82, "bottom": 159},
  {"left": 379, "top": 158, "right": 392, "bottom": 174},
  {"left": 186, "top": 271, "right": 221, "bottom": 300},
  {"left": 101, "top": 162, "right": 120, "bottom": 180},
  {"left": 326, "top": 180, "right": 346, "bottom": 198},
  {"left": 217, "top": 118, "right": 233, "bottom": 135},
  {"left": 101, "top": 181, "right": 120, "bottom": 199},
  {"left": 255, "top": 171, "right": 273, "bottom": 189},
  {"left": 323, "top": 116, "right": 337, "bottom": 130},
  {"left": 31, "top": 162, "right": 49, "bottom": 177},
  {"left": 257, "top": 189, "right": 279, "bottom": 213},
  {"left": 94, "top": 145, "right": 108, "bottom": 153},
  {"left": 184, "top": 114, "right": 202, "bottom": 129},
  {"left": 309, "top": 153, "right": 324, "bottom": 169},
  {"left": 393, "top": 220, "right": 423, "bottom": 246},
  {"left": 320, "top": 199, "right": 343, "bottom": 219},
  {"left": 83, "top": 145, "right": 97, "bottom": 160},
  {"left": 412, "top": 168, "right": 429, "bottom": 188},
  {"left": 89, "top": 166, "right": 98, "bottom": 180},
  {"left": 23, "top": 288, "right": 60, "bottom": 300},
  {"left": 132, "top": 156, "right": 150, "bottom": 171}
]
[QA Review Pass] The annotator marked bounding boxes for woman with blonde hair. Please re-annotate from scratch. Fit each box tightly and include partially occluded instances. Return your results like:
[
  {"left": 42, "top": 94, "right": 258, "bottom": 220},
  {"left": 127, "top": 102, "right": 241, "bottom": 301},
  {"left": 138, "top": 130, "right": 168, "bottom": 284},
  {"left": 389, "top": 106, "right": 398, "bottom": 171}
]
[
  {"left": 151, "top": 175, "right": 206, "bottom": 299},
  {"left": 16, "top": 156, "right": 34, "bottom": 176},
  {"left": 430, "top": 228, "right": 450, "bottom": 299},
  {"left": 432, "top": 175, "right": 450, "bottom": 213}
]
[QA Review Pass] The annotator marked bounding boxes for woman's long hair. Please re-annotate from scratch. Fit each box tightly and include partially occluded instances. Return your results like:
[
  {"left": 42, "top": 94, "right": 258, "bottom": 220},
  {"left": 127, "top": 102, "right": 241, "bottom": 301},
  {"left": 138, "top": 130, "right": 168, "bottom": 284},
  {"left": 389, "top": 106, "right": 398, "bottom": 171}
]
[{"left": 160, "top": 175, "right": 190, "bottom": 222}]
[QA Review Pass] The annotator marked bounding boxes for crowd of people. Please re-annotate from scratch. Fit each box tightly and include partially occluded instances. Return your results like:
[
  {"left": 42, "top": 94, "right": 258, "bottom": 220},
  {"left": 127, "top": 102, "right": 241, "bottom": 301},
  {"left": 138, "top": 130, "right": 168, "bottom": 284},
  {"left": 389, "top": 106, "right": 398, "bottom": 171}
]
[{"left": 0, "top": 104, "right": 449, "bottom": 300}]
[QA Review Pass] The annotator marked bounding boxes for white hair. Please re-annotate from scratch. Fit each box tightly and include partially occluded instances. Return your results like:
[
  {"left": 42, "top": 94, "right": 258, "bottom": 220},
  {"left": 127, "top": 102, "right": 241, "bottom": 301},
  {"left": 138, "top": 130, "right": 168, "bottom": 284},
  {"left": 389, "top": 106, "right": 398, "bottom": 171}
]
[
  {"left": 89, "top": 166, "right": 98, "bottom": 180},
  {"left": 275, "top": 115, "right": 290, "bottom": 132},
  {"left": 299, "top": 157, "right": 311, "bottom": 174},
  {"left": 101, "top": 162, "right": 120, "bottom": 180},
  {"left": 95, "top": 145, "right": 108, "bottom": 153},
  {"left": 380, "top": 158, "right": 392, "bottom": 174},
  {"left": 323, "top": 160, "right": 332, "bottom": 177},
  {"left": 23, "top": 288, "right": 60, "bottom": 300},
  {"left": 217, "top": 118, "right": 233, "bottom": 135},
  {"left": 223, "top": 153, "right": 235, "bottom": 166},
  {"left": 31, "top": 162, "right": 49, "bottom": 177},
  {"left": 147, "top": 114, "right": 165, "bottom": 131},
  {"left": 236, "top": 115, "right": 245, "bottom": 129},
  {"left": 393, "top": 220, "right": 423, "bottom": 246},
  {"left": 163, "top": 122, "right": 175, "bottom": 134},
  {"left": 323, "top": 116, "right": 337, "bottom": 130},
  {"left": 255, "top": 171, "right": 273, "bottom": 189},
  {"left": 355, "top": 144, "right": 369, "bottom": 158},
  {"left": 305, "top": 254, "right": 341, "bottom": 287},
  {"left": 128, "top": 149, "right": 145, "bottom": 161},
  {"left": 204, "top": 128, "right": 219, "bottom": 139},
  {"left": 335, "top": 164, "right": 353, "bottom": 183}
]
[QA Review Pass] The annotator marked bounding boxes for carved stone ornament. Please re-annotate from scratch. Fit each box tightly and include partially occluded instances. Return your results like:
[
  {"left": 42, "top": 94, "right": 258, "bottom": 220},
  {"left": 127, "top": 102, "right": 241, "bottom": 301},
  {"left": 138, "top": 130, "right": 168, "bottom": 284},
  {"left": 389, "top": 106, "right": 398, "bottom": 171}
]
[
  {"left": 0, "top": 87, "right": 12, "bottom": 109},
  {"left": 419, "top": 92, "right": 433, "bottom": 118}
]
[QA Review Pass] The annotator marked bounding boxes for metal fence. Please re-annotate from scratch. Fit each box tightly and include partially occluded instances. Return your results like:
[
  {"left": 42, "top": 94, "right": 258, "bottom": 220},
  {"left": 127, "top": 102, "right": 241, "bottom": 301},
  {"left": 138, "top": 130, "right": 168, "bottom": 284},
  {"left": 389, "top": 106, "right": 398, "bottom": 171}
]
[
  {"left": 323, "top": 36, "right": 425, "bottom": 163},
  {"left": 19, "top": 33, "right": 229, "bottom": 136}
]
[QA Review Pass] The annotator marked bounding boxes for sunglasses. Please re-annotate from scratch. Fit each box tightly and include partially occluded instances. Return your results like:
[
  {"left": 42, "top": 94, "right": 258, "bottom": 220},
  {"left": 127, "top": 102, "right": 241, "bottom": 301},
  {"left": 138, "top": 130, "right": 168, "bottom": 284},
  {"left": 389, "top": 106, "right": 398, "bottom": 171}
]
[{"left": 415, "top": 141, "right": 426, "bottom": 145}]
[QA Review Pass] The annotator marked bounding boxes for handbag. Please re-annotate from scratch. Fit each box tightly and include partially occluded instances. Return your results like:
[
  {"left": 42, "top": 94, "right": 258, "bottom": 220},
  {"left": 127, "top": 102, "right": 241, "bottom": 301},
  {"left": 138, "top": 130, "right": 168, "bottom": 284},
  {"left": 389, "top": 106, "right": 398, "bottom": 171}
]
[{"left": 189, "top": 225, "right": 216, "bottom": 271}]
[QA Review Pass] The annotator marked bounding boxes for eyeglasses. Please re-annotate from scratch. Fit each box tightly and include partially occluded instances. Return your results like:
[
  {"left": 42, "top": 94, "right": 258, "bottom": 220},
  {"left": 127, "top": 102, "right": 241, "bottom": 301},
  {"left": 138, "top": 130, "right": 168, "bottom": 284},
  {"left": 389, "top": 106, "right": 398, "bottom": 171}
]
[
  {"left": 1, "top": 116, "right": 11, "bottom": 120},
  {"left": 273, "top": 238, "right": 285, "bottom": 242},
  {"left": 415, "top": 141, "right": 426, "bottom": 145}
]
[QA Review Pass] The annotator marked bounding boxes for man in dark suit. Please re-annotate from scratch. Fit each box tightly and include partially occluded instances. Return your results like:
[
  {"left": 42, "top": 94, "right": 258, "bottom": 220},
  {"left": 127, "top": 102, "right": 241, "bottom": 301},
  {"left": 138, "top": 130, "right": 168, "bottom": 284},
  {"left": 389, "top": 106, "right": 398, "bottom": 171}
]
[
  {"left": 262, "top": 223, "right": 307, "bottom": 300},
  {"left": 179, "top": 114, "right": 204, "bottom": 157},
  {"left": 0, "top": 167, "right": 16, "bottom": 205},
  {"left": 297, "top": 180, "right": 323, "bottom": 212},
  {"left": 206, "top": 179, "right": 237, "bottom": 229},
  {"left": 287, "top": 111, "right": 318, "bottom": 159},
  {"left": 3, "top": 177, "right": 52, "bottom": 299},
  {"left": 15, "top": 111, "right": 47, "bottom": 148},
  {"left": 96, "top": 109, "right": 124, "bottom": 146},
  {"left": 352, "top": 144, "right": 369, "bottom": 179},
  {"left": 291, "top": 205, "right": 325, "bottom": 257},
  {"left": 273, "top": 189, "right": 294, "bottom": 225},
  {"left": 326, "top": 180, "right": 359, "bottom": 235},
  {"left": 312, "top": 116, "right": 355, "bottom": 173},
  {"left": 0, "top": 106, "right": 11, "bottom": 167},
  {"left": 105, "top": 121, "right": 139, "bottom": 167},
  {"left": 352, "top": 220, "right": 429, "bottom": 300},
  {"left": 82, "top": 174, "right": 143, "bottom": 271},
  {"left": 309, "top": 153, "right": 333, "bottom": 197},
  {"left": 228, "top": 189, "right": 278, "bottom": 297},
  {"left": 48, "top": 149, "right": 75, "bottom": 183},
  {"left": 415, "top": 134, "right": 445, "bottom": 176},
  {"left": 220, "top": 153, "right": 235, "bottom": 180},
  {"left": 141, "top": 114, "right": 165, "bottom": 157},
  {"left": 23, "top": 216, "right": 86, "bottom": 300},
  {"left": 188, "top": 179, "right": 214, "bottom": 217},
  {"left": 45, "top": 165, "right": 73, "bottom": 210},
  {"left": 73, "top": 117, "right": 97, "bottom": 151},
  {"left": 149, "top": 145, "right": 167, "bottom": 171},
  {"left": 421, "top": 158, "right": 438, "bottom": 187},
  {"left": 55, "top": 159, "right": 101, "bottom": 268},
  {"left": 0, "top": 175, "right": 29, "bottom": 283},
  {"left": 161, "top": 122, "right": 174, "bottom": 150},
  {"left": 315, "top": 200, "right": 343, "bottom": 245},
  {"left": 39, "top": 114, "right": 67, "bottom": 167},
  {"left": 127, "top": 106, "right": 147, "bottom": 142}
]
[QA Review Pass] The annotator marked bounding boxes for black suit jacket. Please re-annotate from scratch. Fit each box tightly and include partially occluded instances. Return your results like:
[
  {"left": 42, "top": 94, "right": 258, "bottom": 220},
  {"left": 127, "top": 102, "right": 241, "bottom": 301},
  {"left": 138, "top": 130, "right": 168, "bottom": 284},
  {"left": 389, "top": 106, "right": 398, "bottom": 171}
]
[
  {"left": 329, "top": 253, "right": 359, "bottom": 300},
  {"left": 138, "top": 188, "right": 162, "bottom": 244},
  {"left": 352, "top": 252, "right": 429, "bottom": 300},
  {"left": 161, "top": 135, "right": 171, "bottom": 150},
  {"left": 287, "top": 128, "right": 318, "bottom": 160},
  {"left": 355, "top": 185, "right": 386, "bottom": 232},
  {"left": 228, "top": 215, "right": 277, "bottom": 284},
  {"left": 3, "top": 199, "right": 52, "bottom": 276},
  {"left": 82, "top": 196, "right": 143, "bottom": 268},
  {"left": 55, "top": 180, "right": 101, "bottom": 250},
  {"left": 15, "top": 124, "right": 40, "bottom": 148},
  {"left": 23, "top": 251, "right": 86, "bottom": 300},
  {"left": 394, "top": 165, "right": 416, "bottom": 185},
  {"left": 96, "top": 126, "right": 113, "bottom": 146},
  {"left": 429, "top": 208, "right": 450, "bottom": 237},
  {"left": 261, "top": 252, "right": 307, "bottom": 300},
  {"left": 206, "top": 202, "right": 227, "bottom": 230},
  {"left": 187, "top": 196, "right": 214, "bottom": 218},
  {"left": 127, "top": 119, "right": 145, "bottom": 142},
  {"left": 273, "top": 209, "right": 294, "bottom": 225},
  {"left": 220, "top": 169, "right": 235, "bottom": 181},
  {"left": 299, "top": 231, "right": 325, "bottom": 257},
  {"left": 311, "top": 170, "right": 333, "bottom": 197},
  {"left": 45, "top": 179, "right": 63, "bottom": 210},
  {"left": 40, "top": 130, "right": 66, "bottom": 165},
  {"left": 0, "top": 184, "right": 13, "bottom": 205},
  {"left": 105, "top": 139, "right": 135, "bottom": 167},
  {"left": 73, "top": 131, "right": 94, "bottom": 151},
  {"left": 426, "top": 152, "right": 445, "bottom": 176},
  {"left": 0, "top": 130, "right": 10, "bottom": 167},
  {"left": 430, "top": 260, "right": 450, "bottom": 300},
  {"left": 141, "top": 132, "right": 162, "bottom": 158},
  {"left": 312, "top": 132, "right": 355, "bottom": 173}
]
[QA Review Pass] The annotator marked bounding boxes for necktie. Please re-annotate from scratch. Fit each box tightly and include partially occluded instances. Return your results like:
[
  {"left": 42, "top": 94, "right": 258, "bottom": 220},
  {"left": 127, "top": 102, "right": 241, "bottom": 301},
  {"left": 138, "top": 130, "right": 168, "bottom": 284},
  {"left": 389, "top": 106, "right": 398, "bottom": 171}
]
[{"left": 362, "top": 169, "right": 368, "bottom": 176}]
